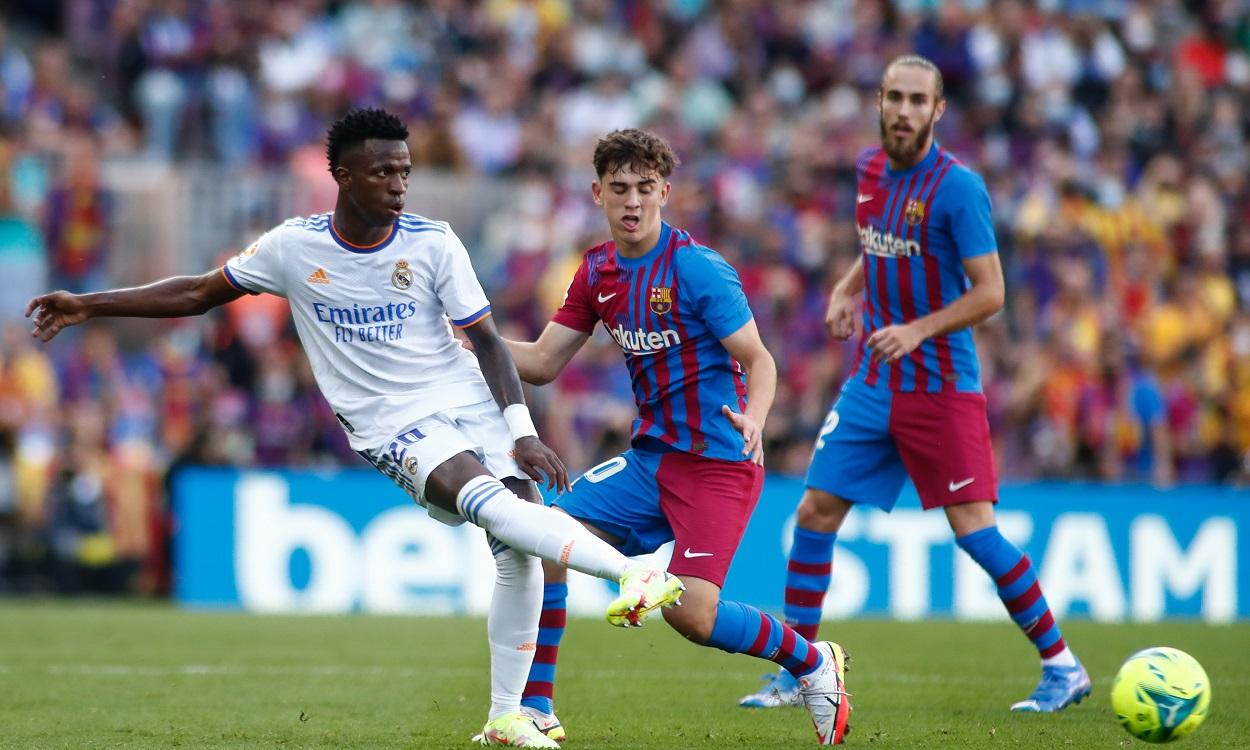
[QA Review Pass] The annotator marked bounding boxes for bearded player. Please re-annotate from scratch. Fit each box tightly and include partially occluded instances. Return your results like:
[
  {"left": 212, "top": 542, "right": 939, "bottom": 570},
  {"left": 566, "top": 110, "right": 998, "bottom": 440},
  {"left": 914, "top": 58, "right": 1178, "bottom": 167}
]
[{"left": 738, "top": 56, "right": 1091, "bottom": 714}]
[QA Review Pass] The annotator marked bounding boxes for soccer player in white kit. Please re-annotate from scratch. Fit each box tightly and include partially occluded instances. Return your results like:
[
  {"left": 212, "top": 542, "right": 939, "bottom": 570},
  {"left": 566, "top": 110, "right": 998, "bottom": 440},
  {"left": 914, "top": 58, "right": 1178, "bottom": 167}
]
[{"left": 26, "top": 108, "right": 683, "bottom": 747}]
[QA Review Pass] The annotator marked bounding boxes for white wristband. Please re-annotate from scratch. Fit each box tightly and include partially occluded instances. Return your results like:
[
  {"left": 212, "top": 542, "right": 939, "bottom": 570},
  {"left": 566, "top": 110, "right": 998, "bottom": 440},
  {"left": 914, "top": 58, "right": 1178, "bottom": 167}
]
[{"left": 503, "top": 404, "right": 539, "bottom": 441}]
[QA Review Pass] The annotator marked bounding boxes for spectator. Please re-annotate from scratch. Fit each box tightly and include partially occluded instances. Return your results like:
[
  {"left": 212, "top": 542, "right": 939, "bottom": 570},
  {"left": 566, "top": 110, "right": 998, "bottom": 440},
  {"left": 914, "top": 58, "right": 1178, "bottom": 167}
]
[
  {"left": 42, "top": 134, "right": 112, "bottom": 294},
  {"left": 0, "top": 133, "right": 45, "bottom": 322},
  {"left": 2, "top": 0, "right": 1249, "bottom": 597}
]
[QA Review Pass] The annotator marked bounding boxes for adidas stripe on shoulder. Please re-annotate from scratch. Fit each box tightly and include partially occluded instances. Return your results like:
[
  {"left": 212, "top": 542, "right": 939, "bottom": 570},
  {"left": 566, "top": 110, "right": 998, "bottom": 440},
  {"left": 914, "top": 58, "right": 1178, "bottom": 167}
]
[
  {"left": 398, "top": 213, "right": 446, "bottom": 235},
  {"left": 284, "top": 213, "right": 332, "bottom": 232}
]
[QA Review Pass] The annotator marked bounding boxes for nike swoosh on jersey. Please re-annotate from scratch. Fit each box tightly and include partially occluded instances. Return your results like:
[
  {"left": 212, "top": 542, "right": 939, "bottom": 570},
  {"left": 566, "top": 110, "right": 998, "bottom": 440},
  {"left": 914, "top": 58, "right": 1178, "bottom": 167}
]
[
  {"left": 948, "top": 477, "right": 975, "bottom": 492},
  {"left": 597, "top": 292, "right": 618, "bottom": 303},
  {"left": 856, "top": 194, "right": 874, "bottom": 204},
  {"left": 682, "top": 549, "right": 713, "bottom": 558}
]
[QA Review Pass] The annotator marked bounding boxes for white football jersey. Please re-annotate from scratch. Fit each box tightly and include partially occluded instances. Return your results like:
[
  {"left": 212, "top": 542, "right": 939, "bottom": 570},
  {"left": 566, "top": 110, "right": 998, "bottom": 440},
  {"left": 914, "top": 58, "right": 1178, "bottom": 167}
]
[{"left": 223, "top": 212, "right": 495, "bottom": 450}]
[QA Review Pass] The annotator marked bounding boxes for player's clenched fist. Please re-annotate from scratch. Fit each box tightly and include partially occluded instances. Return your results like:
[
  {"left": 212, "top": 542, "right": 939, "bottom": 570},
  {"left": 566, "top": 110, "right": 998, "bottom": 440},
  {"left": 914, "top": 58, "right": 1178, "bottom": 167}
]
[
  {"left": 26, "top": 291, "right": 88, "bottom": 342},
  {"left": 513, "top": 435, "right": 571, "bottom": 492},
  {"left": 824, "top": 291, "right": 857, "bottom": 341}
]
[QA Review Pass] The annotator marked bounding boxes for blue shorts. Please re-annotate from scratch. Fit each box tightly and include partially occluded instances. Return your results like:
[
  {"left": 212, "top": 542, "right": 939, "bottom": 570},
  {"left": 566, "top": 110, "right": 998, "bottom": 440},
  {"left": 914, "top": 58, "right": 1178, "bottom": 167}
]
[
  {"left": 805, "top": 378, "right": 998, "bottom": 511},
  {"left": 554, "top": 442, "right": 763, "bottom": 587}
]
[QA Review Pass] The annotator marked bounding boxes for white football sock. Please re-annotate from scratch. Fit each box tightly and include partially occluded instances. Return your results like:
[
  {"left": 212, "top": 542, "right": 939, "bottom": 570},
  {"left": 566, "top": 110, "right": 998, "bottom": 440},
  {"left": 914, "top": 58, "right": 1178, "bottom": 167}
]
[
  {"left": 457, "top": 475, "right": 629, "bottom": 580},
  {"left": 487, "top": 544, "right": 542, "bottom": 720},
  {"left": 1042, "top": 646, "right": 1078, "bottom": 668}
]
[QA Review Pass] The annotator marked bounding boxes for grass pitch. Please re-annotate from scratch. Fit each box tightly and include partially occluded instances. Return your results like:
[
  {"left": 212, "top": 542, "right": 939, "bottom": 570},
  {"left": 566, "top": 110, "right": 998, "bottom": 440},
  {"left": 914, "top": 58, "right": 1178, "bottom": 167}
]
[{"left": 1, "top": 602, "right": 1246, "bottom": 748}]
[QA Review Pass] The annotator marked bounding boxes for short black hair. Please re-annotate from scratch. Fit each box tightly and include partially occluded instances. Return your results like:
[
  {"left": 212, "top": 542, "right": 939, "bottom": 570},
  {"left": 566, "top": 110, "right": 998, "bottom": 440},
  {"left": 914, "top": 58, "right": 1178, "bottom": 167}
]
[
  {"left": 882, "top": 54, "right": 945, "bottom": 100},
  {"left": 593, "top": 129, "right": 679, "bottom": 179},
  {"left": 325, "top": 108, "right": 409, "bottom": 173}
]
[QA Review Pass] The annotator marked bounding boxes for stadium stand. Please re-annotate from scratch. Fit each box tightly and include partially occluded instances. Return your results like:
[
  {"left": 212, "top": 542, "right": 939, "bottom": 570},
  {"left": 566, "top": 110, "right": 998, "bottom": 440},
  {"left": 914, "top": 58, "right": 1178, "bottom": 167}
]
[{"left": 0, "top": 0, "right": 1247, "bottom": 594}]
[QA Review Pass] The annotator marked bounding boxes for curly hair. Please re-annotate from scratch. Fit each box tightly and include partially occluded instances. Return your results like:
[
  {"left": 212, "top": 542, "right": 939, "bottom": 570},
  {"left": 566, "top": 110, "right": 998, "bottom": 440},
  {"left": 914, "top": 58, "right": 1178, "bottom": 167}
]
[
  {"left": 325, "top": 108, "right": 409, "bottom": 173},
  {"left": 592, "top": 129, "right": 679, "bottom": 179}
]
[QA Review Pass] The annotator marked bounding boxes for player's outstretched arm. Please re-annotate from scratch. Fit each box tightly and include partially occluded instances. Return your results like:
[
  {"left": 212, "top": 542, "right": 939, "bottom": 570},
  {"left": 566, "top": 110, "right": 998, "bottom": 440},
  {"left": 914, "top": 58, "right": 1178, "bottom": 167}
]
[
  {"left": 503, "top": 322, "right": 590, "bottom": 386},
  {"left": 719, "top": 319, "right": 777, "bottom": 465},
  {"left": 25, "top": 268, "right": 245, "bottom": 342},
  {"left": 465, "top": 315, "right": 571, "bottom": 492}
]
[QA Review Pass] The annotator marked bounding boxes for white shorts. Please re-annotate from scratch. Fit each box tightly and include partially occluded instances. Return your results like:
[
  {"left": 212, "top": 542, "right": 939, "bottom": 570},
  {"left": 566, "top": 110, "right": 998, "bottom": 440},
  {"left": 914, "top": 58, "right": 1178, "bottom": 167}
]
[{"left": 357, "top": 399, "right": 527, "bottom": 526}]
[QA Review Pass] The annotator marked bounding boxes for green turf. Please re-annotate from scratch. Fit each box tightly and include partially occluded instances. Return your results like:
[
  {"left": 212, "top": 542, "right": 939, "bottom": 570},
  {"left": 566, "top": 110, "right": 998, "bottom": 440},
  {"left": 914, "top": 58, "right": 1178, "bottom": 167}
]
[{"left": 0, "top": 602, "right": 1245, "bottom": 748}]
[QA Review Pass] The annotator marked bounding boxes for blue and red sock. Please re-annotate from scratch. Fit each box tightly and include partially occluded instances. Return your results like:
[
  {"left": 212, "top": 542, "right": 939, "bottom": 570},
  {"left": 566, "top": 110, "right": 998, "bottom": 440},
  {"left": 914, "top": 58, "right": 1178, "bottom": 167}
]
[
  {"left": 706, "top": 599, "right": 824, "bottom": 677},
  {"left": 521, "top": 582, "right": 567, "bottom": 714},
  {"left": 956, "top": 526, "right": 1067, "bottom": 659},
  {"left": 784, "top": 526, "right": 836, "bottom": 643}
]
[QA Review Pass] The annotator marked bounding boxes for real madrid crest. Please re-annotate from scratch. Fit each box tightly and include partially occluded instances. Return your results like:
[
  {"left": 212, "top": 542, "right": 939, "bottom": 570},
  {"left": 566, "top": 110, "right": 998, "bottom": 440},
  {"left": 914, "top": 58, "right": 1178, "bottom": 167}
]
[
  {"left": 649, "top": 286, "right": 673, "bottom": 315},
  {"left": 904, "top": 199, "right": 926, "bottom": 226},
  {"left": 403, "top": 455, "right": 419, "bottom": 475},
  {"left": 392, "top": 259, "right": 413, "bottom": 290}
]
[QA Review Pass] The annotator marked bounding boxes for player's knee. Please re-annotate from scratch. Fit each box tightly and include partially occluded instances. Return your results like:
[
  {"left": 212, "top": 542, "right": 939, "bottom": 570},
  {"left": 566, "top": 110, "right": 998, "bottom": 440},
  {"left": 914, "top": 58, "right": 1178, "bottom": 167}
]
[
  {"left": 794, "top": 500, "right": 824, "bottom": 529},
  {"left": 424, "top": 451, "right": 491, "bottom": 512},
  {"left": 662, "top": 601, "right": 717, "bottom": 643},
  {"left": 945, "top": 500, "right": 997, "bottom": 538},
  {"left": 494, "top": 548, "right": 539, "bottom": 587},
  {"left": 796, "top": 489, "right": 850, "bottom": 532}
]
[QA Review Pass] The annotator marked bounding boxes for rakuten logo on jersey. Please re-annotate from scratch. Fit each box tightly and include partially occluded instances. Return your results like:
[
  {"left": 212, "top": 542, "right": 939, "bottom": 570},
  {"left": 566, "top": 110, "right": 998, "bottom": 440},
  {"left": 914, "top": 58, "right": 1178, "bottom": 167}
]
[
  {"left": 608, "top": 324, "right": 681, "bottom": 354},
  {"left": 859, "top": 224, "right": 921, "bottom": 258}
]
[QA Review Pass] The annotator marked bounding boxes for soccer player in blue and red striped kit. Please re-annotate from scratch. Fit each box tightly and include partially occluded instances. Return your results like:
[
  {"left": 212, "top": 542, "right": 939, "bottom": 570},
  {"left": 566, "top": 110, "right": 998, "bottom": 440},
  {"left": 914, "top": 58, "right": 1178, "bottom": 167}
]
[
  {"left": 506, "top": 129, "right": 851, "bottom": 745},
  {"left": 739, "top": 55, "right": 1090, "bottom": 715}
]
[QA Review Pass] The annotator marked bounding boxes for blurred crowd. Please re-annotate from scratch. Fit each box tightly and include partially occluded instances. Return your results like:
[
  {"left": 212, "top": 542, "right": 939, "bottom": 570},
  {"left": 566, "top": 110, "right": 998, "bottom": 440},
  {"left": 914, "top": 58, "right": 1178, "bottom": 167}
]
[{"left": 1, "top": 0, "right": 1249, "bottom": 594}]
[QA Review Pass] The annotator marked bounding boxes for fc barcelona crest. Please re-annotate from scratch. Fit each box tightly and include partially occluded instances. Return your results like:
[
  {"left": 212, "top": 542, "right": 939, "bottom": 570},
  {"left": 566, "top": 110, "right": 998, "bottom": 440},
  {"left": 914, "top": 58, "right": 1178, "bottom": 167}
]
[
  {"left": 904, "top": 199, "right": 926, "bottom": 226},
  {"left": 649, "top": 286, "right": 673, "bottom": 315},
  {"left": 392, "top": 259, "right": 413, "bottom": 289}
]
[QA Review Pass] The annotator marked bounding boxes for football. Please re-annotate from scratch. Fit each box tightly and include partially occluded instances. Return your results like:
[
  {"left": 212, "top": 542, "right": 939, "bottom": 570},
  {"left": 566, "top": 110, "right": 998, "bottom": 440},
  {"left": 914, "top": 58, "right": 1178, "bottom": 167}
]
[{"left": 1110, "top": 647, "right": 1210, "bottom": 743}]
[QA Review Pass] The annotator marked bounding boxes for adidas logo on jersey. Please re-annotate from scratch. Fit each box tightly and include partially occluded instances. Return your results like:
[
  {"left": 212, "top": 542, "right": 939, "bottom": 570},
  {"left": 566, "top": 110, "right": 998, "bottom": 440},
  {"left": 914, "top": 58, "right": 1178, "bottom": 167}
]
[
  {"left": 608, "top": 324, "right": 681, "bottom": 354},
  {"left": 307, "top": 268, "right": 331, "bottom": 284}
]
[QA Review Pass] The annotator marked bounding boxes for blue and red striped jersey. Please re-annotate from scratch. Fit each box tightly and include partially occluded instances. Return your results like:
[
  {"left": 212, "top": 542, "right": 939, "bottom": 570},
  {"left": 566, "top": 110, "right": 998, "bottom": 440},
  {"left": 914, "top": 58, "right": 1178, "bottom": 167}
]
[
  {"left": 553, "top": 223, "right": 753, "bottom": 461},
  {"left": 851, "top": 143, "right": 998, "bottom": 393}
]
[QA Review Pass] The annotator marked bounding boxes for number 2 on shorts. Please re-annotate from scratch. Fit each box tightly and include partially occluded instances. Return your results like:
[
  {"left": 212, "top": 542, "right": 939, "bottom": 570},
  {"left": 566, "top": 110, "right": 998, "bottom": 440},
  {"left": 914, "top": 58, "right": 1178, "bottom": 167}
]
[{"left": 815, "top": 409, "right": 840, "bottom": 450}]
